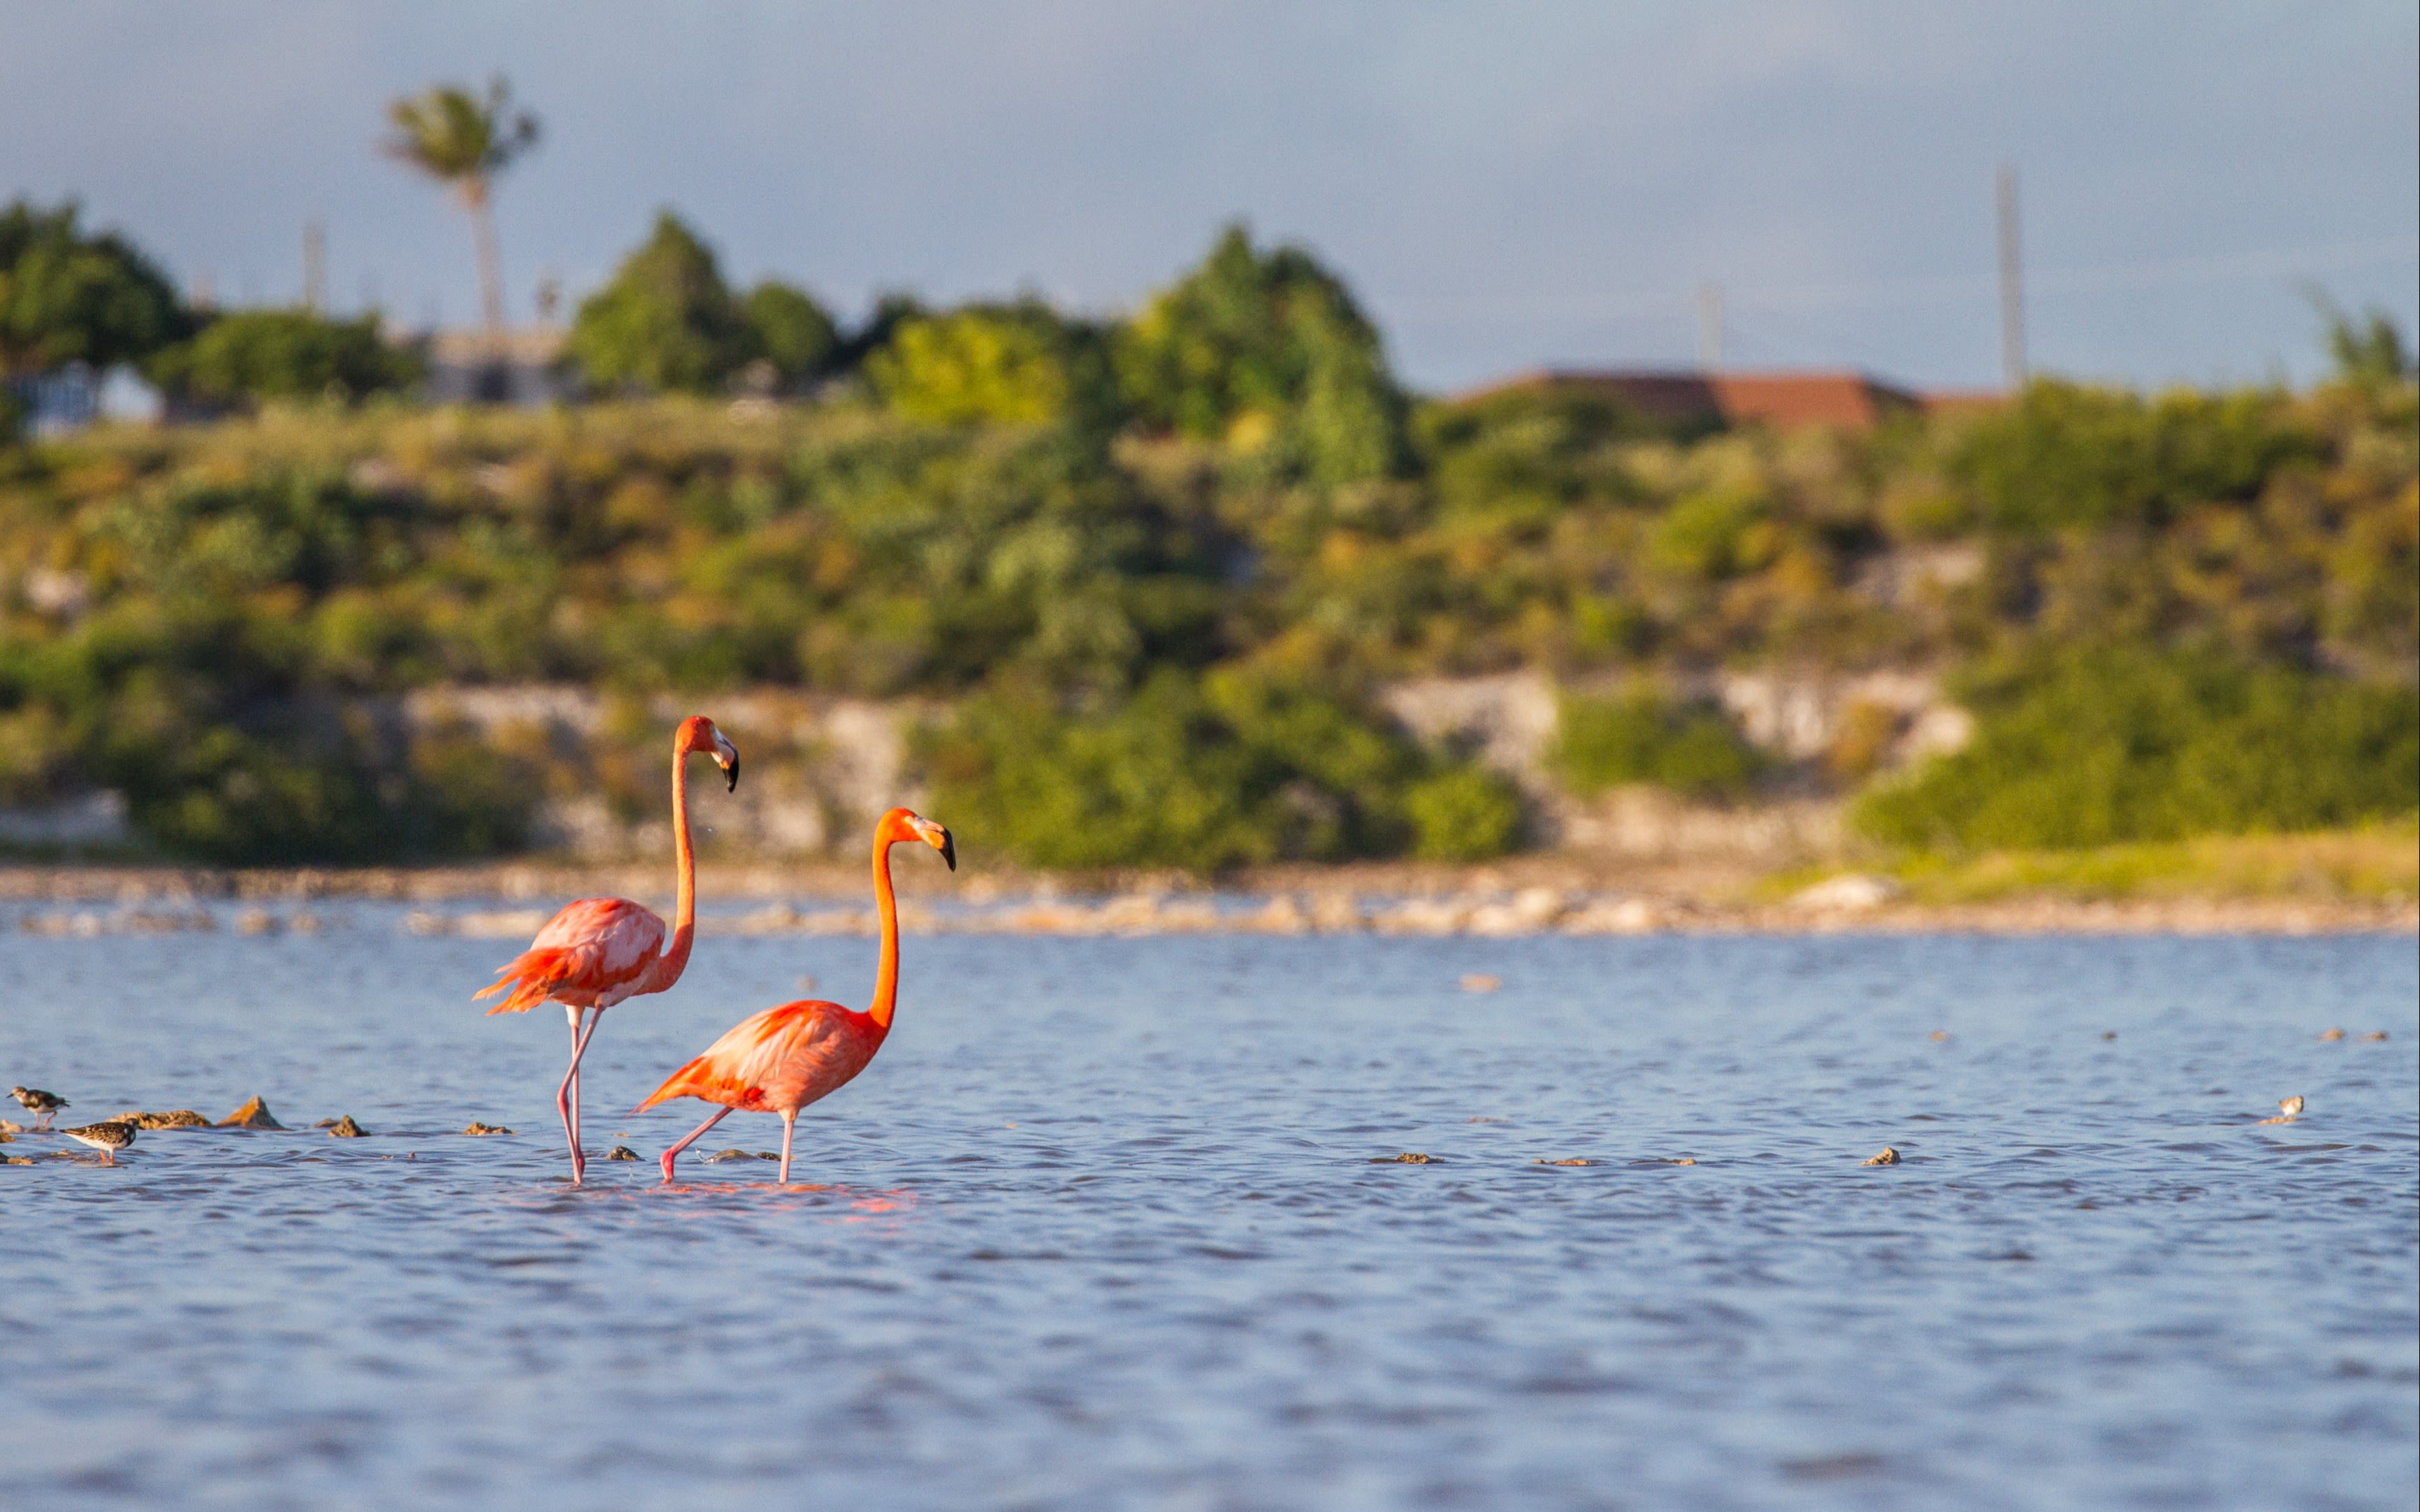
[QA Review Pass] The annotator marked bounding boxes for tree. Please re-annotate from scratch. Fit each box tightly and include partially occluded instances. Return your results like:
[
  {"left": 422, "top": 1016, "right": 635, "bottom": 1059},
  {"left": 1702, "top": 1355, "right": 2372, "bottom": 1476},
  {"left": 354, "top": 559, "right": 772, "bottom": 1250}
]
[
  {"left": 866, "top": 300, "right": 1116, "bottom": 427},
  {"left": 153, "top": 308, "right": 423, "bottom": 403},
  {"left": 2323, "top": 305, "right": 2415, "bottom": 388},
  {"left": 741, "top": 280, "right": 839, "bottom": 390},
  {"left": 1117, "top": 224, "right": 1406, "bottom": 484},
  {"left": 0, "top": 198, "right": 187, "bottom": 377},
  {"left": 567, "top": 212, "right": 749, "bottom": 393},
  {"left": 383, "top": 77, "right": 540, "bottom": 337},
  {"left": 829, "top": 292, "right": 927, "bottom": 375}
]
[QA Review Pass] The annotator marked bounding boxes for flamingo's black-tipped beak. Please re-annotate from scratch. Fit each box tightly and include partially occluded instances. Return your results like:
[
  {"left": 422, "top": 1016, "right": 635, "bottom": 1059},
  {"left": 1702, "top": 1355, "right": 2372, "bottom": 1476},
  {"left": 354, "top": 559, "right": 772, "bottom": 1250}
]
[
  {"left": 939, "top": 829, "right": 956, "bottom": 871},
  {"left": 725, "top": 754, "right": 740, "bottom": 794}
]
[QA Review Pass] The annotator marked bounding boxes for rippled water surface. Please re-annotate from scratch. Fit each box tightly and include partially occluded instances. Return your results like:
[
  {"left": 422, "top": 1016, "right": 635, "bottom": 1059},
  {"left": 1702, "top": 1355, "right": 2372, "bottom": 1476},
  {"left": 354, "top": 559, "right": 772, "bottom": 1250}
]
[{"left": 2, "top": 913, "right": 2414, "bottom": 1509}]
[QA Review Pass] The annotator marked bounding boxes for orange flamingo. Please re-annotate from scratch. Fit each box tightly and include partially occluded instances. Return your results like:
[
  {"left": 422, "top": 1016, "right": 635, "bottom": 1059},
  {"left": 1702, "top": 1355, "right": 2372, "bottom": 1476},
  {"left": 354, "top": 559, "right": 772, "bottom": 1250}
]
[
  {"left": 637, "top": 806, "right": 953, "bottom": 1185},
  {"left": 477, "top": 715, "right": 739, "bottom": 1183}
]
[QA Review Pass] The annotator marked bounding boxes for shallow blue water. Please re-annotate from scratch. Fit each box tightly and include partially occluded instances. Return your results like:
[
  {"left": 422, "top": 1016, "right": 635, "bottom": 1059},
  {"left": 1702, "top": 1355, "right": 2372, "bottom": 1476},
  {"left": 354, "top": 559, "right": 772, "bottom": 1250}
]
[{"left": 1, "top": 913, "right": 2414, "bottom": 1510}]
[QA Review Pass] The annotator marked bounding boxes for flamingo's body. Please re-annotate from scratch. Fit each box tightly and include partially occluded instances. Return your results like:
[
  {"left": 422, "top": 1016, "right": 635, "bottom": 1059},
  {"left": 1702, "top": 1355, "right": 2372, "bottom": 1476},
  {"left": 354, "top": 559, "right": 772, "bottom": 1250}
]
[
  {"left": 639, "top": 806, "right": 952, "bottom": 1185},
  {"left": 481, "top": 897, "right": 672, "bottom": 1015},
  {"left": 477, "top": 714, "right": 737, "bottom": 1183}
]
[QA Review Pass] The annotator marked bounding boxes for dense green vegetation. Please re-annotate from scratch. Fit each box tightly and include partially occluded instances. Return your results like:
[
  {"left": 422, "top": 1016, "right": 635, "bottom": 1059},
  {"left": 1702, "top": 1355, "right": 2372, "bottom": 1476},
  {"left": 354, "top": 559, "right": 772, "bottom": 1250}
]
[
  {"left": 154, "top": 308, "right": 426, "bottom": 404},
  {"left": 0, "top": 206, "right": 2412, "bottom": 868},
  {"left": 1551, "top": 687, "right": 1765, "bottom": 802},
  {"left": 1, "top": 201, "right": 189, "bottom": 379},
  {"left": 570, "top": 212, "right": 841, "bottom": 395},
  {"left": 1855, "top": 648, "right": 2418, "bottom": 848}
]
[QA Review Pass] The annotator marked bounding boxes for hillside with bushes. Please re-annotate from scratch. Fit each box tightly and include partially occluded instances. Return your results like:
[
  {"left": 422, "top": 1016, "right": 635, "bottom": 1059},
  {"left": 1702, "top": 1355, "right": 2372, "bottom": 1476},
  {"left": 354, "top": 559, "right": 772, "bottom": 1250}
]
[{"left": 1, "top": 209, "right": 2412, "bottom": 870}]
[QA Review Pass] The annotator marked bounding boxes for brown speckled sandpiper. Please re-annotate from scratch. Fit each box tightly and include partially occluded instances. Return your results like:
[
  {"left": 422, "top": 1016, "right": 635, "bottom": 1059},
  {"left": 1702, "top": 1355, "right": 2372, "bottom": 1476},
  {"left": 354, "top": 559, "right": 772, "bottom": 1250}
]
[
  {"left": 9, "top": 1086, "right": 68, "bottom": 1129},
  {"left": 59, "top": 1120, "right": 136, "bottom": 1163}
]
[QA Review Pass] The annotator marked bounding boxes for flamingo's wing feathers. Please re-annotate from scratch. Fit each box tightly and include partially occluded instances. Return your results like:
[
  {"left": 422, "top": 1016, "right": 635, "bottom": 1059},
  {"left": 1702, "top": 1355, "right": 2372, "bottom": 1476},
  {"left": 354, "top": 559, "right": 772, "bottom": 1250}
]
[
  {"left": 635, "top": 1001, "right": 853, "bottom": 1112},
  {"left": 477, "top": 898, "right": 665, "bottom": 1013}
]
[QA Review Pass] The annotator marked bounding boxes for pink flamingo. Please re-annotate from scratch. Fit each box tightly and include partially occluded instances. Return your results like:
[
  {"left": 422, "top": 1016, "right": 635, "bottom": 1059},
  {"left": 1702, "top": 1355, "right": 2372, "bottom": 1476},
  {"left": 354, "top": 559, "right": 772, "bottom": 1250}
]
[
  {"left": 477, "top": 715, "right": 739, "bottom": 1183},
  {"left": 636, "top": 807, "right": 953, "bottom": 1185}
]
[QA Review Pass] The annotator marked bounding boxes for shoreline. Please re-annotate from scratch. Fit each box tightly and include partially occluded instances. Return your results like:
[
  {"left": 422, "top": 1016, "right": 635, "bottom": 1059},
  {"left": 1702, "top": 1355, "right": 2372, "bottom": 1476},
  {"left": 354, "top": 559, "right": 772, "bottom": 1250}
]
[{"left": 4, "top": 861, "right": 2411, "bottom": 937}]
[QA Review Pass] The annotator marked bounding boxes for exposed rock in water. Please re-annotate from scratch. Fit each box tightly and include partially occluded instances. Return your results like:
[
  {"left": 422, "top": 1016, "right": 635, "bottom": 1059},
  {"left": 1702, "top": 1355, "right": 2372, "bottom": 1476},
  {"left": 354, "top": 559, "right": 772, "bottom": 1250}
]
[
  {"left": 1630, "top": 1157, "right": 1697, "bottom": 1166},
  {"left": 0, "top": 1119, "right": 23, "bottom": 1133},
  {"left": 1535, "top": 1158, "right": 1592, "bottom": 1166},
  {"left": 3, "top": 1154, "right": 32, "bottom": 1165},
  {"left": 1459, "top": 973, "right": 1502, "bottom": 993},
  {"left": 1373, "top": 1151, "right": 1433, "bottom": 1164},
  {"left": 326, "top": 1115, "right": 368, "bottom": 1137},
  {"left": 113, "top": 1110, "right": 210, "bottom": 1129},
  {"left": 604, "top": 1145, "right": 639, "bottom": 1161},
  {"left": 1862, "top": 1147, "right": 1901, "bottom": 1165},
  {"left": 704, "top": 1148, "right": 755, "bottom": 1163},
  {"left": 217, "top": 1096, "right": 286, "bottom": 1129},
  {"left": 462, "top": 1122, "right": 514, "bottom": 1136},
  {"left": 2319, "top": 1027, "right": 2346, "bottom": 1041}
]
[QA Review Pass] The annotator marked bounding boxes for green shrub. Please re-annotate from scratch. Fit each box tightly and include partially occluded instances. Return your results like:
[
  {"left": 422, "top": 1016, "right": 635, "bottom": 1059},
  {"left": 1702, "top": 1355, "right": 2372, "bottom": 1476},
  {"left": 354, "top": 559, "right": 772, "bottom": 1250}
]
[
  {"left": 920, "top": 674, "right": 1281, "bottom": 871},
  {"left": 1, "top": 198, "right": 189, "bottom": 377},
  {"left": 1551, "top": 688, "right": 1764, "bottom": 801},
  {"left": 1854, "top": 647, "right": 2419, "bottom": 849},
  {"left": 1405, "top": 767, "right": 1523, "bottom": 861},
  {"left": 740, "top": 280, "right": 838, "bottom": 388},
  {"left": 569, "top": 211, "right": 749, "bottom": 393},
  {"left": 920, "top": 667, "right": 1514, "bottom": 871},
  {"left": 155, "top": 308, "right": 421, "bottom": 402},
  {"left": 1117, "top": 224, "right": 1405, "bottom": 485},
  {"left": 867, "top": 301, "right": 1117, "bottom": 430},
  {"left": 1948, "top": 380, "right": 2318, "bottom": 532}
]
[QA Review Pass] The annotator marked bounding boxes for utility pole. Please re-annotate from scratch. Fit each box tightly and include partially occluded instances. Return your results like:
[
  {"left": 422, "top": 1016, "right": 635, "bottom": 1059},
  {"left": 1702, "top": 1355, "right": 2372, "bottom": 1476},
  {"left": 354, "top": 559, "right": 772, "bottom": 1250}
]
[
  {"left": 1995, "top": 164, "right": 2026, "bottom": 390},
  {"left": 303, "top": 220, "right": 327, "bottom": 314},
  {"left": 1696, "top": 283, "right": 1724, "bottom": 371}
]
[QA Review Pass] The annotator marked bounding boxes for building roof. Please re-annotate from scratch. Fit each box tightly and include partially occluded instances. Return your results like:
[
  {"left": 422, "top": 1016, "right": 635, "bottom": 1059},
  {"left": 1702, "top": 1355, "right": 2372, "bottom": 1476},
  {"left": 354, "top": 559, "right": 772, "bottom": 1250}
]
[{"left": 1459, "top": 368, "right": 1999, "bottom": 432}]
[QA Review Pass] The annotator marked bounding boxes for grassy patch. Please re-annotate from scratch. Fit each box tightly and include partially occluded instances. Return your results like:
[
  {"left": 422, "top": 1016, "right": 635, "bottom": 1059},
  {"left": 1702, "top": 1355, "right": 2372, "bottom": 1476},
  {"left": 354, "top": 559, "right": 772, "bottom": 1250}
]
[{"left": 1771, "top": 823, "right": 2418, "bottom": 905}]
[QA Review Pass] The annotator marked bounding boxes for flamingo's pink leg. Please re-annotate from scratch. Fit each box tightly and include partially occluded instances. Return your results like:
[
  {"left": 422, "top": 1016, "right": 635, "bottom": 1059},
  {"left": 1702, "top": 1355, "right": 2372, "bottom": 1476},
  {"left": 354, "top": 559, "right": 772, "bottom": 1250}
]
[
  {"left": 778, "top": 1110, "right": 797, "bottom": 1185},
  {"left": 658, "top": 1105, "right": 731, "bottom": 1184},
  {"left": 557, "top": 1009, "right": 604, "bottom": 1184}
]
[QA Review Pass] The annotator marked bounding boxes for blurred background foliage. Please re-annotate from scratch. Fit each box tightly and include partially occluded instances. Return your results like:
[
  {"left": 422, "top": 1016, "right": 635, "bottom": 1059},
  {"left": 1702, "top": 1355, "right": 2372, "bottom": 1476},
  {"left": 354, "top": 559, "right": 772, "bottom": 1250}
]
[{"left": 1, "top": 200, "right": 2413, "bottom": 868}]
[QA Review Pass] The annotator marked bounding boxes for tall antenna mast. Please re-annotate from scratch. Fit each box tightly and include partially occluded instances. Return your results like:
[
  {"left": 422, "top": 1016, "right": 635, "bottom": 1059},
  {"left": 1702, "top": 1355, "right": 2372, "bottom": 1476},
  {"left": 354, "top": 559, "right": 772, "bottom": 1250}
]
[
  {"left": 303, "top": 219, "right": 327, "bottom": 313},
  {"left": 1996, "top": 164, "right": 2027, "bottom": 389}
]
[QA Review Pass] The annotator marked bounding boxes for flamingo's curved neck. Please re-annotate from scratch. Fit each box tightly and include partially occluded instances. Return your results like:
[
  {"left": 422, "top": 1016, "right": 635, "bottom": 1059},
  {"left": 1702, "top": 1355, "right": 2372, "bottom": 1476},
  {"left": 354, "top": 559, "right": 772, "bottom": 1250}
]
[
  {"left": 652, "top": 741, "right": 700, "bottom": 990},
  {"left": 869, "top": 831, "right": 902, "bottom": 1032}
]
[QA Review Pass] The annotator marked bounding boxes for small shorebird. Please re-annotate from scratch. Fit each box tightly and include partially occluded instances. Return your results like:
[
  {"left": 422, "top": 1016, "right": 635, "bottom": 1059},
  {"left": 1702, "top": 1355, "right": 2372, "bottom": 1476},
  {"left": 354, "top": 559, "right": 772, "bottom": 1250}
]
[
  {"left": 2258, "top": 1096, "right": 2305, "bottom": 1126},
  {"left": 9, "top": 1086, "right": 68, "bottom": 1128},
  {"left": 60, "top": 1121, "right": 136, "bottom": 1163}
]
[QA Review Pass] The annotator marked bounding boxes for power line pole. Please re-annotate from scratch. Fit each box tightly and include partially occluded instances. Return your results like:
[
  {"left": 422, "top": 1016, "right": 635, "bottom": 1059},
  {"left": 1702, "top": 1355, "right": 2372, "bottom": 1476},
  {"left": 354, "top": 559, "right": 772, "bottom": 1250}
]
[
  {"left": 1995, "top": 164, "right": 2026, "bottom": 389},
  {"left": 1697, "top": 283, "right": 1724, "bottom": 371},
  {"left": 303, "top": 219, "right": 327, "bottom": 314}
]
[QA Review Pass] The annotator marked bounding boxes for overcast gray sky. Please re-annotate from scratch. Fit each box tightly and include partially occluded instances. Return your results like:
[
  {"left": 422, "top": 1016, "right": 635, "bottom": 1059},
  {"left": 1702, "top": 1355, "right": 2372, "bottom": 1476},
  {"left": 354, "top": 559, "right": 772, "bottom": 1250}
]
[{"left": 6, "top": 1, "right": 2414, "bottom": 391}]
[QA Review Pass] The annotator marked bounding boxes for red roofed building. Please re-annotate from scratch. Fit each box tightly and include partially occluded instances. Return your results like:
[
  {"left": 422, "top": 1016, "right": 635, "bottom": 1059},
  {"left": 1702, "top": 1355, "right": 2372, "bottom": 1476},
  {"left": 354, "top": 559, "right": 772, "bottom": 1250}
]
[{"left": 1459, "top": 369, "right": 2000, "bottom": 432}]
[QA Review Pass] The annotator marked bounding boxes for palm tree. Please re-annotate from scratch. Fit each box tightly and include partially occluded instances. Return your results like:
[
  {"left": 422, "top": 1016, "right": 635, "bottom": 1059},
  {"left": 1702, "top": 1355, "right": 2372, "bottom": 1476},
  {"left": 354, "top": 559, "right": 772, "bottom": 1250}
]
[{"left": 384, "top": 77, "right": 539, "bottom": 341}]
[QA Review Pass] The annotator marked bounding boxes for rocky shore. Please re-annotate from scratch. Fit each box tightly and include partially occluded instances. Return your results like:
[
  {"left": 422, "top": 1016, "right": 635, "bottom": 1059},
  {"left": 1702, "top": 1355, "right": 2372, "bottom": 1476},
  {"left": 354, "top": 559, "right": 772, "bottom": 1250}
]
[{"left": 3, "top": 862, "right": 2410, "bottom": 937}]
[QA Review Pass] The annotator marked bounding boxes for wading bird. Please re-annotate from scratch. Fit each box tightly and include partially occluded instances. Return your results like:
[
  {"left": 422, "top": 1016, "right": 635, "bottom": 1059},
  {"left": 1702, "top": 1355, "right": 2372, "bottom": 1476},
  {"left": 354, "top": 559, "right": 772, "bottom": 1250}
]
[
  {"left": 478, "top": 715, "right": 738, "bottom": 1183},
  {"left": 9, "top": 1086, "right": 67, "bottom": 1128},
  {"left": 60, "top": 1120, "right": 136, "bottom": 1163},
  {"left": 637, "top": 808, "right": 953, "bottom": 1186}
]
